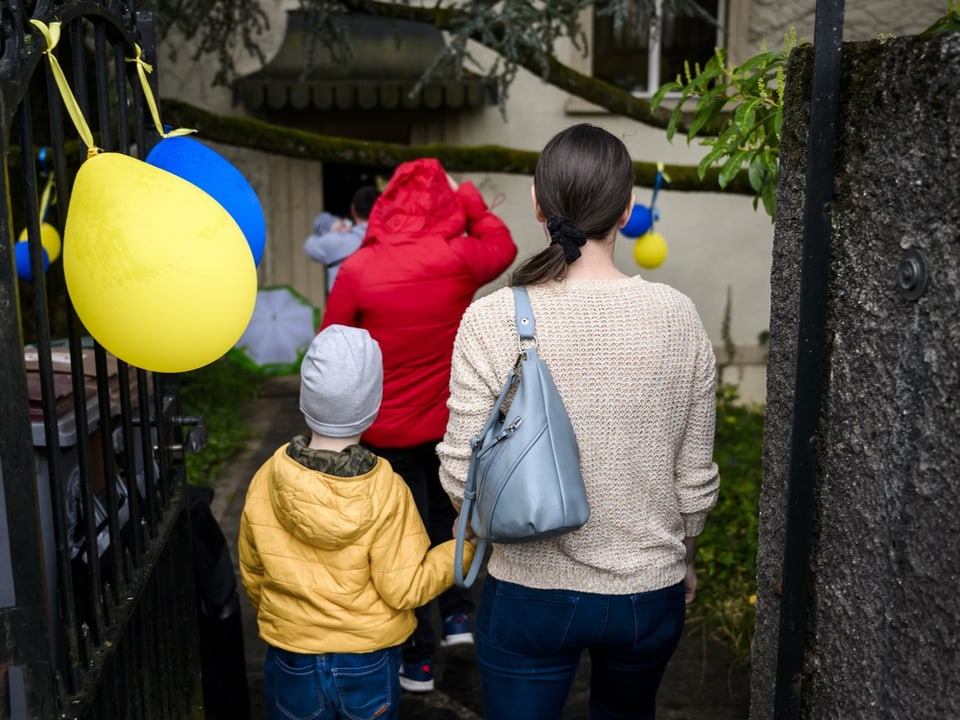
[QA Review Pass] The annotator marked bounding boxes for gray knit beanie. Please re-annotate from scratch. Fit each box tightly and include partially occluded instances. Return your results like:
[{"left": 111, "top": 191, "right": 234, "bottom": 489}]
[{"left": 300, "top": 325, "right": 383, "bottom": 437}]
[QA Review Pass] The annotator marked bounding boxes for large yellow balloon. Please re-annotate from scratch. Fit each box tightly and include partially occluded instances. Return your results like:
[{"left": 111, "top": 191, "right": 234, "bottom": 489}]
[
  {"left": 19, "top": 222, "right": 62, "bottom": 262},
  {"left": 633, "top": 231, "right": 669, "bottom": 269},
  {"left": 63, "top": 152, "right": 258, "bottom": 373}
]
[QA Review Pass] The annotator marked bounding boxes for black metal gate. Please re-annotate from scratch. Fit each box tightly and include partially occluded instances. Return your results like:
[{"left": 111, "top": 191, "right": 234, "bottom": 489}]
[{"left": 0, "top": 3, "right": 202, "bottom": 718}]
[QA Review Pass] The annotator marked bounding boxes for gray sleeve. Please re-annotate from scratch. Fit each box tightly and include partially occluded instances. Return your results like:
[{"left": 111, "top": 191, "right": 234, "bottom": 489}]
[{"left": 304, "top": 229, "right": 362, "bottom": 265}]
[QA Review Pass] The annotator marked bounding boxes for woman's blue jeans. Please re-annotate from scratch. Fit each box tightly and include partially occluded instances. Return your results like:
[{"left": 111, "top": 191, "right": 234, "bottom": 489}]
[
  {"left": 476, "top": 576, "right": 686, "bottom": 720},
  {"left": 263, "top": 645, "right": 401, "bottom": 720}
]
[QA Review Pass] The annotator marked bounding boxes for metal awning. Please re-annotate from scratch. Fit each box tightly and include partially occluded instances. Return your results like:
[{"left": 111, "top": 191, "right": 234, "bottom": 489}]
[{"left": 236, "top": 11, "right": 495, "bottom": 112}]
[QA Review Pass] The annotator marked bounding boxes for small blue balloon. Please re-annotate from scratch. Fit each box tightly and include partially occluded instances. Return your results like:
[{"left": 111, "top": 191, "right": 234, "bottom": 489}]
[
  {"left": 15, "top": 240, "right": 50, "bottom": 281},
  {"left": 621, "top": 204, "right": 654, "bottom": 238},
  {"left": 146, "top": 136, "right": 267, "bottom": 266}
]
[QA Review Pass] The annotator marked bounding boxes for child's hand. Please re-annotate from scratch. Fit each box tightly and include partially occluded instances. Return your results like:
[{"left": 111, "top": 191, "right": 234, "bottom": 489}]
[{"left": 452, "top": 515, "right": 476, "bottom": 543}]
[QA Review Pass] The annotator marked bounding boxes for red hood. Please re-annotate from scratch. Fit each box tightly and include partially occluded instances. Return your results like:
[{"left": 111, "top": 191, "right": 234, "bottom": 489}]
[{"left": 362, "top": 158, "right": 466, "bottom": 247}]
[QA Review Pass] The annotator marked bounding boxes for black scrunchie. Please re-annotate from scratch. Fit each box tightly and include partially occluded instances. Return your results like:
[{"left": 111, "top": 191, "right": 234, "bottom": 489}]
[{"left": 546, "top": 215, "right": 587, "bottom": 263}]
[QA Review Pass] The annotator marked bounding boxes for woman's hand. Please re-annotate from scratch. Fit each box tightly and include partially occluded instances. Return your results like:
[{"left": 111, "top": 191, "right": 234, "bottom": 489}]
[
  {"left": 684, "top": 562, "right": 698, "bottom": 605},
  {"left": 683, "top": 536, "right": 698, "bottom": 605}
]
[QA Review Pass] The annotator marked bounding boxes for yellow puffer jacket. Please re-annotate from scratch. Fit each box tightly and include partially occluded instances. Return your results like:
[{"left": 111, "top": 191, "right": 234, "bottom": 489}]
[{"left": 238, "top": 444, "right": 474, "bottom": 654}]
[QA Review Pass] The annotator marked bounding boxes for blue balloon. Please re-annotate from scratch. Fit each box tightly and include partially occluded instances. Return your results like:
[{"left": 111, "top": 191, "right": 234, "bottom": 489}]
[
  {"left": 15, "top": 240, "right": 50, "bottom": 281},
  {"left": 146, "top": 136, "right": 267, "bottom": 266},
  {"left": 621, "top": 204, "right": 655, "bottom": 238}
]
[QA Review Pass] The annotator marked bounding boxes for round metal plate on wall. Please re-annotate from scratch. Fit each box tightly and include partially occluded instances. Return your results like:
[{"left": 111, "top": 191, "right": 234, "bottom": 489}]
[{"left": 897, "top": 247, "right": 930, "bottom": 301}]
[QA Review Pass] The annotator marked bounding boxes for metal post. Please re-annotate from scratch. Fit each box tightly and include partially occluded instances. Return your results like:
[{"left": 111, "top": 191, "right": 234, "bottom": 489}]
[{"left": 774, "top": 1, "right": 845, "bottom": 718}]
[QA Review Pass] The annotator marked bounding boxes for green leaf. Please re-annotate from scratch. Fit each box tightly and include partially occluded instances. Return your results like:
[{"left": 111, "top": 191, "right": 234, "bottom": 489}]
[
  {"left": 698, "top": 144, "right": 727, "bottom": 178},
  {"left": 688, "top": 94, "right": 730, "bottom": 140},
  {"left": 733, "top": 97, "right": 760, "bottom": 130},
  {"left": 761, "top": 179, "right": 778, "bottom": 218},
  {"left": 735, "top": 49, "right": 785, "bottom": 74},
  {"left": 747, "top": 154, "right": 766, "bottom": 192},
  {"left": 665, "top": 106, "right": 683, "bottom": 142},
  {"left": 651, "top": 81, "right": 679, "bottom": 108},
  {"left": 719, "top": 150, "right": 747, "bottom": 189}
]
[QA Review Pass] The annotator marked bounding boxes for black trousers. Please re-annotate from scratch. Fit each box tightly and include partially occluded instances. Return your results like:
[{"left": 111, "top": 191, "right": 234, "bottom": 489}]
[{"left": 365, "top": 440, "right": 474, "bottom": 663}]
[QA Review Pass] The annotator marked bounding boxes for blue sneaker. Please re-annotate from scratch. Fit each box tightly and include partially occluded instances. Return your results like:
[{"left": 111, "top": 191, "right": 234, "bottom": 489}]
[
  {"left": 399, "top": 659, "right": 434, "bottom": 692},
  {"left": 440, "top": 613, "right": 474, "bottom": 647}
]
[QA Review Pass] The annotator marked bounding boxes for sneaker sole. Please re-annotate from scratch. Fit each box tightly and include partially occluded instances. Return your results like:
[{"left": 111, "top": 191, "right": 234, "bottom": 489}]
[
  {"left": 399, "top": 676, "right": 435, "bottom": 693},
  {"left": 440, "top": 632, "right": 474, "bottom": 647}
]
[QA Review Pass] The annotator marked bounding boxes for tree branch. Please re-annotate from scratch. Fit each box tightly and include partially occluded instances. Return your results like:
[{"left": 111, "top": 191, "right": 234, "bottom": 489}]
[
  {"left": 338, "top": 0, "right": 683, "bottom": 130},
  {"left": 161, "top": 98, "right": 753, "bottom": 194}
]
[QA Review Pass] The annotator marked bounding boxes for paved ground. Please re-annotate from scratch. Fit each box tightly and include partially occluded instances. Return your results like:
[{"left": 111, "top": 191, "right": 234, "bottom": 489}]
[{"left": 210, "top": 375, "right": 750, "bottom": 719}]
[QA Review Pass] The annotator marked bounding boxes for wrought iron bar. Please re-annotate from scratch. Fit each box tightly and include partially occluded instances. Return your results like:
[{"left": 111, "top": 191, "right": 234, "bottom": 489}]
[
  {"left": 117, "top": 362, "right": 144, "bottom": 564},
  {"left": 773, "top": 0, "right": 846, "bottom": 718},
  {"left": 58, "top": 16, "right": 109, "bottom": 649},
  {"left": 40, "top": 24, "right": 87, "bottom": 693},
  {"left": 90, "top": 20, "right": 125, "bottom": 618}
]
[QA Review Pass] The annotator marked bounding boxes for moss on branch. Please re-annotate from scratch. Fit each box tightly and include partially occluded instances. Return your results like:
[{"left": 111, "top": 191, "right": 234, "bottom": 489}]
[{"left": 161, "top": 98, "right": 753, "bottom": 194}]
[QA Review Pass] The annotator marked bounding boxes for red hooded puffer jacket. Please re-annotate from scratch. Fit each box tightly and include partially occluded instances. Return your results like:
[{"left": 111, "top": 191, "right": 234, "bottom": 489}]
[{"left": 320, "top": 158, "right": 517, "bottom": 448}]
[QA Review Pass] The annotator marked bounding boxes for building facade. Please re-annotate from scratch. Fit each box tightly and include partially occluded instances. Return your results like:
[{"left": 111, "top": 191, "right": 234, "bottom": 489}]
[{"left": 159, "top": 0, "right": 947, "bottom": 403}]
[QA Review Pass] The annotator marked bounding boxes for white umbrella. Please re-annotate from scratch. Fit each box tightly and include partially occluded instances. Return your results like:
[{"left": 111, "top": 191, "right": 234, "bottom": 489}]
[{"left": 229, "top": 285, "right": 320, "bottom": 375}]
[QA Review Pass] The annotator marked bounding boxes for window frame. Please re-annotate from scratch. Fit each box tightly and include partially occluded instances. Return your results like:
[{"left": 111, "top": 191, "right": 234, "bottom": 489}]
[{"left": 565, "top": 0, "right": 749, "bottom": 114}]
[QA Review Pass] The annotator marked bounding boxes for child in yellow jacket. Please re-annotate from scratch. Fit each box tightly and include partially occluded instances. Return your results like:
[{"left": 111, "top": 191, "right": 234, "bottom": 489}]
[{"left": 238, "top": 324, "right": 475, "bottom": 720}]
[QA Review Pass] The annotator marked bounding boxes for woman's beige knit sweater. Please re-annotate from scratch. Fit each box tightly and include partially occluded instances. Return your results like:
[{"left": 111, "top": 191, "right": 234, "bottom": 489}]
[{"left": 438, "top": 276, "right": 720, "bottom": 595}]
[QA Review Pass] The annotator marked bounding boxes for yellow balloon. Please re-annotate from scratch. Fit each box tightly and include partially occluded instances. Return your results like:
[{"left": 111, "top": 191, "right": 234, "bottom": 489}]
[
  {"left": 633, "top": 231, "right": 668, "bottom": 269},
  {"left": 63, "top": 152, "right": 258, "bottom": 373},
  {"left": 20, "top": 222, "right": 62, "bottom": 262}
]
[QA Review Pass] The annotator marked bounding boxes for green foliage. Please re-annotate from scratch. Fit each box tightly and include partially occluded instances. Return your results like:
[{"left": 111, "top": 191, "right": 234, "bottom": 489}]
[
  {"left": 922, "top": 0, "right": 960, "bottom": 35},
  {"left": 651, "top": 31, "right": 798, "bottom": 220},
  {"left": 179, "top": 358, "right": 265, "bottom": 486},
  {"left": 147, "top": 0, "right": 716, "bottom": 127},
  {"left": 148, "top": 0, "right": 270, "bottom": 87},
  {"left": 690, "top": 383, "right": 764, "bottom": 663}
]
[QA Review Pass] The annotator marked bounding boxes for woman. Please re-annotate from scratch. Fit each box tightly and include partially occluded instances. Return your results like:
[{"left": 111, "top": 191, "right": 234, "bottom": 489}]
[{"left": 437, "top": 124, "right": 720, "bottom": 720}]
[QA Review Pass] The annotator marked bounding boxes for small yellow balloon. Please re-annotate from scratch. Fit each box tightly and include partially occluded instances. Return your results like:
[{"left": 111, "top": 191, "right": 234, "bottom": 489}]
[
  {"left": 633, "top": 231, "right": 668, "bottom": 269},
  {"left": 63, "top": 152, "right": 258, "bottom": 373},
  {"left": 20, "top": 222, "right": 62, "bottom": 263}
]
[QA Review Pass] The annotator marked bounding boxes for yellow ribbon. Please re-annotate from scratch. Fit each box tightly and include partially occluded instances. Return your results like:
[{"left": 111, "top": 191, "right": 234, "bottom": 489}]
[
  {"left": 30, "top": 20, "right": 99, "bottom": 158},
  {"left": 656, "top": 161, "right": 672, "bottom": 184},
  {"left": 39, "top": 172, "right": 55, "bottom": 221},
  {"left": 125, "top": 44, "right": 196, "bottom": 139}
]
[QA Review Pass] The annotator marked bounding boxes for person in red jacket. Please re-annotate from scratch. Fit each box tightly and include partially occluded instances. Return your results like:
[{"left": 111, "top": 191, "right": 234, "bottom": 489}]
[{"left": 321, "top": 157, "right": 517, "bottom": 692}]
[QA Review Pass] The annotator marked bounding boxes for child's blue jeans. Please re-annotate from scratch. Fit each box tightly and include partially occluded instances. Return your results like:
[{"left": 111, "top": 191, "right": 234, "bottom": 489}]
[
  {"left": 475, "top": 576, "right": 686, "bottom": 720},
  {"left": 264, "top": 644, "right": 402, "bottom": 720}
]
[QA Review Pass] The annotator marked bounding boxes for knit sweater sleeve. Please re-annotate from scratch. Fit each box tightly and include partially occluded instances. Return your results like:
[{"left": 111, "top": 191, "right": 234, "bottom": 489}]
[
  {"left": 438, "top": 291, "right": 512, "bottom": 509},
  {"left": 676, "top": 325, "right": 721, "bottom": 536}
]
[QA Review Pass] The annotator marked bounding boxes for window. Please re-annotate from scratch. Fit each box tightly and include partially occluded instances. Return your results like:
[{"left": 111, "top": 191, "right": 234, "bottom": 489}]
[{"left": 592, "top": 0, "right": 725, "bottom": 96}]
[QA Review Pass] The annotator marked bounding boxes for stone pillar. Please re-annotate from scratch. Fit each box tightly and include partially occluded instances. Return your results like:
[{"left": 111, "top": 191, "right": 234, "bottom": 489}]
[{"left": 752, "top": 32, "right": 960, "bottom": 719}]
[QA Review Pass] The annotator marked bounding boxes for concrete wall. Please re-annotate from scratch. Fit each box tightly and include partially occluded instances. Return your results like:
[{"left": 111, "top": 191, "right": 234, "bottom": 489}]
[
  {"left": 747, "top": 0, "right": 946, "bottom": 52},
  {"left": 751, "top": 30, "right": 960, "bottom": 718}
]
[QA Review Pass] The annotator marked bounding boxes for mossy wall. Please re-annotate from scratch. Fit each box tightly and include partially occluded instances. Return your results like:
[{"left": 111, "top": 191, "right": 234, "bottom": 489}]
[{"left": 752, "top": 31, "right": 960, "bottom": 719}]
